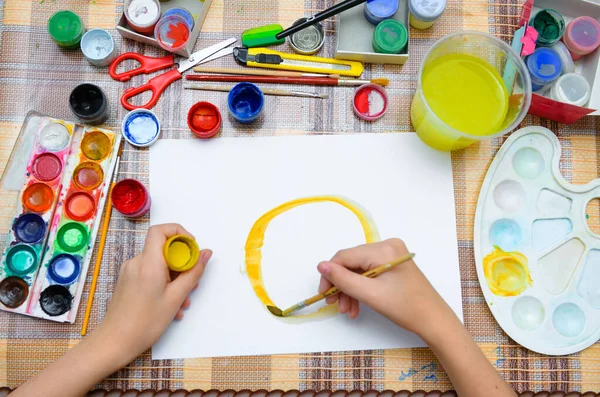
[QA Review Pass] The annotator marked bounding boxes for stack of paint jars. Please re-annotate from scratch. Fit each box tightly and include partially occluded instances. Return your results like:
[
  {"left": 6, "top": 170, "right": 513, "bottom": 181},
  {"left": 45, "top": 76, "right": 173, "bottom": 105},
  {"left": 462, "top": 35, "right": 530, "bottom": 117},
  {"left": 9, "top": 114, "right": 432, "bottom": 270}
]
[
  {"left": 364, "top": 0, "right": 408, "bottom": 55},
  {"left": 526, "top": 9, "right": 600, "bottom": 107},
  {"left": 124, "top": 0, "right": 195, "bottom": 52}
]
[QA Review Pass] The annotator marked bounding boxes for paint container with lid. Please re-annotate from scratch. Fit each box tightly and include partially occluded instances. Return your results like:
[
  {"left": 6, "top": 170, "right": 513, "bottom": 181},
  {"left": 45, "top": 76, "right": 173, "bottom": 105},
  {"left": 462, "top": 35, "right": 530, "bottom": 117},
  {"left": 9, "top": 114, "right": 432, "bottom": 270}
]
[
  {"left": 409, "top": 0, "right": 446, "bottom": 30},
  {"left": 162, "top": 7, "right": 195, "bottom": 30},
  {"left": 530, "top": 9, "right": 565, "bottom": 46},
  {"left": 0, "top": 277, "right": 28, "bottom": 309},
  {"left": 364, "top": 0, "right": 399, "bottom": 25},
  {"left": 188, "top": 101, "right": 222, "bottom": 139},
  {"left": 155, "top": 14, "right": 192, "bottom": 52},
  {"left": 122, "top": 109, "right": 161, "bottom": 147},
  {"left": 373, "top": 19, "right": 408, "bottom": 54},
  {"left": 353, "top": 84, "right": 388, "bottom": 121},
  {"left": 526, "top": 47, "right": 562, "bottom": 91},
  {"left": 125, "top": 0, "right": 161, "bottom": 35},
  {"left": 81, "top": 29, "right": 117, "bottom": 67},
  {"left": 550, "top": 73, "right": 591, "bottom": 107},
  {"left": 112, "top": 179, "right": 152, "bottom": 218},
  {"left": 163, "top": 235, "right": 200, "bottom": 272},
  {"left": 550, "top": 41, "right": 575, "bottom": 75},
  {"left": 289, "top": 17, "right": 325, "bottom": 55},
  {"left": 48, "top": 10, "right": 85, "bottom": 49},
  {"left": 563, "top": 16, "right": 600, "bottom": 60},
  {"left": 69, "top": 84, "right": 109, "bottom": 125},
  {"left": 39, "top": 285, "right": 72, "bottom": 317},
  {"left": 228, "top": 82, "right": 265, "bottom": 124}
]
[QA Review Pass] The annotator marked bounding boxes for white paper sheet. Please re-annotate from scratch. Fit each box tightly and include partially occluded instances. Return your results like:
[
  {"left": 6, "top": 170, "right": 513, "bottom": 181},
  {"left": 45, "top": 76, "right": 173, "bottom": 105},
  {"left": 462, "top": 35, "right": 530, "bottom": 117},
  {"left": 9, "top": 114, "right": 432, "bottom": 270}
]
[{"left": 149, "top": 133, "right": 462, "bottom": 359}]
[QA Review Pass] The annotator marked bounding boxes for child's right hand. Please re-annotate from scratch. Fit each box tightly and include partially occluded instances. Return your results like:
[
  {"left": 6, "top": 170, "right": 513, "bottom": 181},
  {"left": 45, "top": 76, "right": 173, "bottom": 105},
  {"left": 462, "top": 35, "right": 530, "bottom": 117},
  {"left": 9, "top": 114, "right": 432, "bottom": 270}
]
[{"left": 317, "top": 238, "right": 453, "bottom": 339}]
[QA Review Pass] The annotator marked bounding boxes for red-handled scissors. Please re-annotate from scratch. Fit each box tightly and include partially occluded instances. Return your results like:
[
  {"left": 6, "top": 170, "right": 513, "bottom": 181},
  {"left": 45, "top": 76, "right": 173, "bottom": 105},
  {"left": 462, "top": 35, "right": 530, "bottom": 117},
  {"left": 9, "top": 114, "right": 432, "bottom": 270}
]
[{"left": 109, "top": 38, "right": 237, "bottom": 110}]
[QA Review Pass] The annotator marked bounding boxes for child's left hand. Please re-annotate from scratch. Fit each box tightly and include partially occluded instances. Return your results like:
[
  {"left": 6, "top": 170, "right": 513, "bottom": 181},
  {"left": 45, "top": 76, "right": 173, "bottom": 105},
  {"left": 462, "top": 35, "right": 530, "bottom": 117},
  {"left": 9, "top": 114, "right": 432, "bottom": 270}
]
[{"left": 95, "top": 223, "right": 212, "bottom": 365}]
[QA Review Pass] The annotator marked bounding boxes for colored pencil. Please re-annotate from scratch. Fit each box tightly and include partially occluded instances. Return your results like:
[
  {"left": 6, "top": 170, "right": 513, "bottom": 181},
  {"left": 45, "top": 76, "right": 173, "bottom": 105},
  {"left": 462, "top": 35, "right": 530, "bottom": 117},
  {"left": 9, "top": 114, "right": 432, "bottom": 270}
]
[
  {"left": 184, "top": 84, "right": 328, "bottom": 99},
  {"left": 267, "top": 253, "right": 415, "bottom": 317},
  {"left": 193, "top": 67, "right": 334, "bottom": 78},
  {"left": 81, "top": 144, "right": 123, "bottom": 336},
  {"left": 186, "top": 74, "right": 390, "bottom": 87}
]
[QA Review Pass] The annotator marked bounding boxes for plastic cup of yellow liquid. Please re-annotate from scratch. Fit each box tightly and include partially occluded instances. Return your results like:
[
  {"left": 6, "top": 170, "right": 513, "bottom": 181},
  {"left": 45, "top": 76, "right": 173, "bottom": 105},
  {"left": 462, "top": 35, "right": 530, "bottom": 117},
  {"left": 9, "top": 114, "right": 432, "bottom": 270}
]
[{"left": 411, "top": 32, "right": 532, "bottom": 151}]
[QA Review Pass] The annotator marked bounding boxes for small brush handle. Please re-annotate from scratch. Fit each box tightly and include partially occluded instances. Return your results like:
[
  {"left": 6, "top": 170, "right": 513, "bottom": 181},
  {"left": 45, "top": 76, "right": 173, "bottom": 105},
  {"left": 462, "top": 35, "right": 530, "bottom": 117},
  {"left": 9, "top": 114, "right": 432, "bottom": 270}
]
[
  {"left": 192, "top": 67, "right": 328, "bottom": 78},
  {"left": 277, "top": 0, "right": 368, "bottom": 39},
  {"left": 282, "top": 253, "right": 415, "bottom": 316},
  {"left": 187, "top": 75, "right": 339, "bottom": 86}
]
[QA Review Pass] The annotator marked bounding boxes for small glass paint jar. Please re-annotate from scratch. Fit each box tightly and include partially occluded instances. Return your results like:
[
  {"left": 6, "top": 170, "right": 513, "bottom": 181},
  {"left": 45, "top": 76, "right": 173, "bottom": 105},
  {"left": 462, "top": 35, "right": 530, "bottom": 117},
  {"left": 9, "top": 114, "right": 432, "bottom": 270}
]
[
  {"left": 155, "top": 14, "right": 192, "bottom": 52},
  {"left": 122, "top": 109, "right": 161, "bottom": 147},
  {"left": 289, "top": 17, "right": 325, "bottom": 55},
  {"left": 228, "top": 83, "right": 265, "bottom": 124},
  {"left": 550, "top": 41, "right": 575, "bottom": 75},
  {"left": 550, "top": 73, "right": 591, "bottom": 107},
  {"left": 188, "top": 101, "right": 222, "bottom": 138},
  {"left": 48, "top": 10, "right": 85, "bottom": 49},
  {"left": 563, "top": 16, "right": 600, "bottom": 60},
  {"left": 409, "top": 0, "right": 446, "bottom": 30},
  {"left": 81, "top": 29, "right": 117, "bottom": 67},
  {"left": 111, "top": 179, "right": 152, "bottom": 218},
  {"left": 364, "top": 0, "right": 399, "bottom": 25},
  {"left": 69, "top": 84, "right": 109, "bottom": 125},
  {"left": 125, "top": 0, "right": 161, "bottom": 35},
  {"left": 529, "top": 9, "right": 565, "bottom": 46},
  {"left": 373, "top": 19, "right": 407, "bottom": 54},
  {"left": 353, "top": 83, "right": 388, "bottom": 121},
  {"left": 526, "top": 47, "right": 562, "bottom": 92},
  {"left": 162, "top": 7, "right": 195, "bottom": 30}
]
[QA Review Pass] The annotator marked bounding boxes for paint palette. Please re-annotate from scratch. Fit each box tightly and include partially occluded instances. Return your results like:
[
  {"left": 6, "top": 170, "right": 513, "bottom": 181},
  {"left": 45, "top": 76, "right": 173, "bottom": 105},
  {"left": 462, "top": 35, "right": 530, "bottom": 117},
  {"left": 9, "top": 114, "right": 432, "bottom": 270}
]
[
  {"left": 0, "top": 112, "right": 121, "bottom": 322},
  {"left": 474, "top": 126, "right": 600, "bottom": 355}
]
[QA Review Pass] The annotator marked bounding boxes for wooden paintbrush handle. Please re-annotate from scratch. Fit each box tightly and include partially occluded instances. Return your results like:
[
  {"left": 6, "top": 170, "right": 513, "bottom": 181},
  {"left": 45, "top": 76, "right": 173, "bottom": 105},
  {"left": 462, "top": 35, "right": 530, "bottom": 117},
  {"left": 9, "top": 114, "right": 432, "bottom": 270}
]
[
  {"left": 187, "top": 75, "right": 338, "bottom": 86},
  {"left": 193, "top": 67, "right": 306, "bottom": 77}
]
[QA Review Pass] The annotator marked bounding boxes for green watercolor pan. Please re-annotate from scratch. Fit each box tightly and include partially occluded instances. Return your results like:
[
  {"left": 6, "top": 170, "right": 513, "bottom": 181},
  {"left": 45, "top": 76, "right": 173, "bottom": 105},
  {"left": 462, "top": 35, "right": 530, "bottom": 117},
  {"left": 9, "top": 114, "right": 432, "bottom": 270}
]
[
  {"left": 474, "top": 126, "right": 600, "bottom": 356},
  {"left": 0, "top": 112, "right": 122, "bottom": 322}
]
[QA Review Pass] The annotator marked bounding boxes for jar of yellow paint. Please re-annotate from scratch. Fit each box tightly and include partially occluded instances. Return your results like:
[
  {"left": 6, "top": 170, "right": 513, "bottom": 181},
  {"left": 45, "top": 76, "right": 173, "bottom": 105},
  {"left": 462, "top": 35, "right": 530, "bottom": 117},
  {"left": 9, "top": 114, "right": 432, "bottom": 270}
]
[
  {"left": 164, "top": 235, "right": 200, "bottom": 272},
  {"left": 411, "top": 32, "right": 532, "bottom": 151},
  {"left": 409, "top": 0, "right": 446, "bottom": 30}
]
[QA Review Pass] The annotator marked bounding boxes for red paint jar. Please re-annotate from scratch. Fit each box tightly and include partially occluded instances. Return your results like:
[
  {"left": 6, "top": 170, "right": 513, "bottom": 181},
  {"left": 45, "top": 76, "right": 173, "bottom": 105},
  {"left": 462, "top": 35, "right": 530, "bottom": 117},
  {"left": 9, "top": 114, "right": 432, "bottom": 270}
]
[
  {"left": 111, "top": 179, "right": 151, "bottom": 218},
  {"left": 187, "top": 101, "right": 222, "bottom": 138}
]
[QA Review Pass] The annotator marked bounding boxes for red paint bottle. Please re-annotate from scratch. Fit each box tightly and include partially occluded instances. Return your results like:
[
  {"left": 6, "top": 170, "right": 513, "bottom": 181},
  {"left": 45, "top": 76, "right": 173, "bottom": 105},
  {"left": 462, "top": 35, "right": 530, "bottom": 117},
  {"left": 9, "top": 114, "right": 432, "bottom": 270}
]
[{"left": 111, "top": 179, "right": 151, "bottom": 218}]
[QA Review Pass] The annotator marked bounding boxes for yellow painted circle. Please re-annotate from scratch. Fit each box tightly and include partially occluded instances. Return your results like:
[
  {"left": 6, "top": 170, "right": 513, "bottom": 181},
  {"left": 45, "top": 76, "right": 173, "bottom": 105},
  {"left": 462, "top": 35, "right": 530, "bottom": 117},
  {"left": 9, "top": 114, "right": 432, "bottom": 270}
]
[
  {"left": 244, "top": 196, "right": 380, "bottom": 318},
  {"left": 164, "top": 235, "right": 200, "bottom": 272}
]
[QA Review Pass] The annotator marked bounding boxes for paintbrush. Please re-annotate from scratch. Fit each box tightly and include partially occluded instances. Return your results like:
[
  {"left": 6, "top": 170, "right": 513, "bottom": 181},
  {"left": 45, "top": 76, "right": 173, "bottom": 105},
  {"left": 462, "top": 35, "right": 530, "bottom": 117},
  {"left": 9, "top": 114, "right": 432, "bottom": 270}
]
[
  {"left": 193, "top": 67, "right": 336, "bottom": 78},
  {"left": 267, "top": 253, "right": 416, "bottom": 318},
  {"left": 185, "top": 84, "right": 328, "bottom": 99},
  {"left": 81, "top": 142, "right": 123, "bottom": 336},
  {"left": 186, "top": 75, "right": 390, "bottom": 87}
]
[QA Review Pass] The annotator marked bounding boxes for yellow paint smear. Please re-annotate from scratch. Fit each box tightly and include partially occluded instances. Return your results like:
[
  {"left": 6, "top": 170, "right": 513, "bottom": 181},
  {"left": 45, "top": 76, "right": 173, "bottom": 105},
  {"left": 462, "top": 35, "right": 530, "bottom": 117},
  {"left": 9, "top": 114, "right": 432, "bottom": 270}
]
[
  {"left": 244, "top": 196, "right": 380, "bottom": 319},
  {"left": 483, "top": 247, "right": 531, "bottom": 297}
]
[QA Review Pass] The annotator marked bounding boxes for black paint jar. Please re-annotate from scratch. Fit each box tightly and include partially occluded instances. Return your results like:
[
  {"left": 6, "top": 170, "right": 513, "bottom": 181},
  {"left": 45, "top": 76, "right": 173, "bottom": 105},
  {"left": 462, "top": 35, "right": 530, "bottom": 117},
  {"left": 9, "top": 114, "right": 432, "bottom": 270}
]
[{"left": 69, "top": 83, "right": 109, "bottom": 125}]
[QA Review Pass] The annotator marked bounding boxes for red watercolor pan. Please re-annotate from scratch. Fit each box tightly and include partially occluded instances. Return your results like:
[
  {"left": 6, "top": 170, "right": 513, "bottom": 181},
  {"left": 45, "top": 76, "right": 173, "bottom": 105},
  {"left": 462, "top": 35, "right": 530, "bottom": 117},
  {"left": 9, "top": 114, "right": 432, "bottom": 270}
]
[
  {"left": 111, "top": 179, "right": 151, "bottom": 218},
  {"left": 31, "top": 153, "right": 63, "bottom": 181}
]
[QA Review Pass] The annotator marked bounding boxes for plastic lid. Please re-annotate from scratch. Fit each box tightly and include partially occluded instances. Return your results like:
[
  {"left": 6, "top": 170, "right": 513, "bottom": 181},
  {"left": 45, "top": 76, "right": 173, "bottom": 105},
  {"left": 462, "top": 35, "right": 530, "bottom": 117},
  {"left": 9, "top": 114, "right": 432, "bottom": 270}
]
[
  {"left": 409, "top": 0, "right": 446, "bottom": 22},
  {"left": 373, "top": 19, "right": 408, "bottom": 54},
  {"left": 550, "top": 41, "right": 575, "bottom": 74},
  {"left": 526, "top": 47, "right": 562, "bottom": 84},
  {"left": 48, "top": 10, "right": 84, "bottom": 46},
  {"left": 155, "top": 14, "right": 192, "bottom": 51},
  {"left": 550, "top": 73, "right": 591, "bottom": 107},
  {"left": 353, "top": 84, "right": 389, "bottom": 121},
  {"left": 565, "top": 16, "right": 600, "bottom": 54},
  {"left": 365, "top": 0, "right": 400, "bottom": 20}
]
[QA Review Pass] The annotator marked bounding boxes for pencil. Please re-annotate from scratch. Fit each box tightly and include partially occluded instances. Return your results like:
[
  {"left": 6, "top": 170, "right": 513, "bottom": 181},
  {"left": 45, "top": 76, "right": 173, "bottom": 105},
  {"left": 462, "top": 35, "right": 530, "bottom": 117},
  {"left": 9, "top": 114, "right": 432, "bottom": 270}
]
[{"left": 81, "top": 147, "right": 122, "bottom": 336}]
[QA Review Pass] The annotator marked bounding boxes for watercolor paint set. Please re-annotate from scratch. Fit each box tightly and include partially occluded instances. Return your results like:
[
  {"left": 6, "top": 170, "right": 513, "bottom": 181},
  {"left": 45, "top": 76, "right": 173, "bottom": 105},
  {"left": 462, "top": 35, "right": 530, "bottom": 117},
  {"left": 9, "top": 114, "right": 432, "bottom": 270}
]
[
  {"left": 474, "top": 126, "right": 600, "bottom": 355},
  {"left": 0, "top": 111, "right": 121, "bottom": 322}
]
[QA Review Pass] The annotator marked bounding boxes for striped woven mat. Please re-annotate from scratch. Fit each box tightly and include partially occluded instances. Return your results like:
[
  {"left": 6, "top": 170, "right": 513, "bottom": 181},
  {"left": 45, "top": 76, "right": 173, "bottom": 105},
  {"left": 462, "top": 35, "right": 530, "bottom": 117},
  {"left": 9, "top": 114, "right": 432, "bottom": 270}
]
[{"left": 0, "top": 0, "right": 599, "bottom": 393}]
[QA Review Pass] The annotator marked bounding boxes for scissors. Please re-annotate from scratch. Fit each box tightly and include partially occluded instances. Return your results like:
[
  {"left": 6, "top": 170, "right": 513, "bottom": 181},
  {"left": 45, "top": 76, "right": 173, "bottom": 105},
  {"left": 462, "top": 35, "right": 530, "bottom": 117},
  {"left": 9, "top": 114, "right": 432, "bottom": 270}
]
[{"left": 109, "top": 38, "right": 237, "bottom": 110}]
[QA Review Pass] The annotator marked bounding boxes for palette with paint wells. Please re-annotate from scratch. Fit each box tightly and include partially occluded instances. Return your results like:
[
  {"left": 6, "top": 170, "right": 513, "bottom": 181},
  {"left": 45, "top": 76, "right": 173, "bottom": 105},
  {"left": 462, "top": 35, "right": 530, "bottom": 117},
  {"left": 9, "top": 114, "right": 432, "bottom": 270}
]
[
  {"left": 474, "top": 126, "right": 600, "bottom": 355},
  {"left": 0, "top": 111, "right": 121, "bottom": 322}
]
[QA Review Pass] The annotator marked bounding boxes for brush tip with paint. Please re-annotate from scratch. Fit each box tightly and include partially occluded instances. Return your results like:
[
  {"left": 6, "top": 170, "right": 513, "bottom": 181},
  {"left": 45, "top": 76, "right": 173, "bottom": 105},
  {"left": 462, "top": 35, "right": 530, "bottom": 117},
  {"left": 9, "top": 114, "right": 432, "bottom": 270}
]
[
  {"left": 267, "top": 305, "right": 284, "bottom": 317},
  {"left": 371, "top": 78, "right": 390, "bottom": 87}
]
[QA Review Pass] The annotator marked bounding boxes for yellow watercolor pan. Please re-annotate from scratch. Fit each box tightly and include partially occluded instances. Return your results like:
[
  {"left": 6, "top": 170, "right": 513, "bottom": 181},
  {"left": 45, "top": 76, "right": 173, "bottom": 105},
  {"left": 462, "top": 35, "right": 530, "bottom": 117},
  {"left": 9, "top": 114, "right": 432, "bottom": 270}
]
[
  {"left": 164, "top": 235, "right": 200, "bottom": 272},
  {"left": 474, "top": 126, "right": 600, "bottom": 356}
]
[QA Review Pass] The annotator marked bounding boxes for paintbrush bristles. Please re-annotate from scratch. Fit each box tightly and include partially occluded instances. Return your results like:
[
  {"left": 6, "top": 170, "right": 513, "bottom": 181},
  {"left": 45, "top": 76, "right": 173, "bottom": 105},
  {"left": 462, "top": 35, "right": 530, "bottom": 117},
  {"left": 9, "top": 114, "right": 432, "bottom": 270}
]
[{"left": 371, "top": 78, "right": 389, "bottom": 87}]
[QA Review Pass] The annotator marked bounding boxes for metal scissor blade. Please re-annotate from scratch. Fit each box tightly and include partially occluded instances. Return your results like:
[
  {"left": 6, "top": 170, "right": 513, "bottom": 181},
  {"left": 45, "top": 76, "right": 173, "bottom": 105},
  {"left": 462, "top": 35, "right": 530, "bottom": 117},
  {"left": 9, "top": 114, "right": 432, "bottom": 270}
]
[
  {"left": 178, "top": 37, "right": 237, "bottom": 73},
  {"left": 197, "top": 47, "right": 234, "bottom": 66}
]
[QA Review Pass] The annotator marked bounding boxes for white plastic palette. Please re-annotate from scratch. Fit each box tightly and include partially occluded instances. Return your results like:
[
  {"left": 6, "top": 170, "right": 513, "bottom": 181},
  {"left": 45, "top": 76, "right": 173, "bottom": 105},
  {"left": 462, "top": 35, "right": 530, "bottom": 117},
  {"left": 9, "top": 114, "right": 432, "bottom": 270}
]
[{"left": 474, "top": 126, "right": 600, "bottom": 355}]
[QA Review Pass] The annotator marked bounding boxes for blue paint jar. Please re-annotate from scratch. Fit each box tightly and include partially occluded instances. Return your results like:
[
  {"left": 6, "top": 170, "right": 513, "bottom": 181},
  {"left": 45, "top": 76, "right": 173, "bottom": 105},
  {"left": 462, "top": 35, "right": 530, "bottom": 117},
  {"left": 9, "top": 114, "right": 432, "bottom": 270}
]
[
  {"left": 227, "top": 83, "right": 265, "bottom": 124},
  {"left": 122, "top": 109, "right": 161, "bottom": 147},
  {"left": 364, "top": 0, "right": 399, "bottom": 25},
  {"left": 526, "top": 47, "right": 562, "bottom": 91}
]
